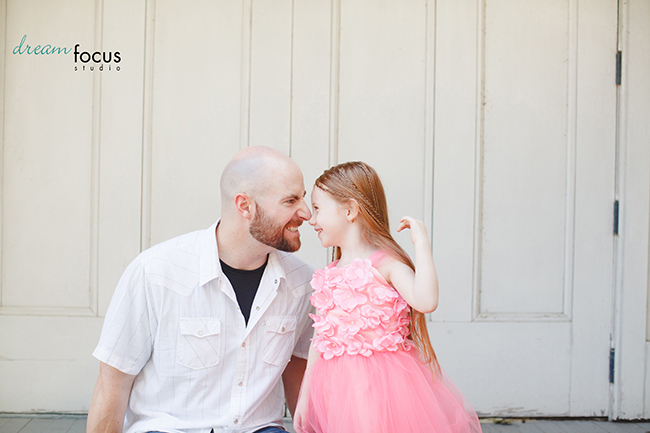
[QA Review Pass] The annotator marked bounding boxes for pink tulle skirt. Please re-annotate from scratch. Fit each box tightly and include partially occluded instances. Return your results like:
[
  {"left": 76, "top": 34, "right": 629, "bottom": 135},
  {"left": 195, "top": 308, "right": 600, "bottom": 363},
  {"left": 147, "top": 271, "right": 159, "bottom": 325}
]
[{"left": 298, "top": 349, "right": 482, "bottom": 433}]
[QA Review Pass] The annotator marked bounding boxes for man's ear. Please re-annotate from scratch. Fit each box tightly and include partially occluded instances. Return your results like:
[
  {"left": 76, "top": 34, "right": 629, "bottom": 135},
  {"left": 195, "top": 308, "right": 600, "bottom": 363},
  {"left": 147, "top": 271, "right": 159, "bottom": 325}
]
[
  {"left": 235, "top": 194, "right": 254, "bottom": 221},
  {"left": 346, "top": 199, "right": 360, "bottom": 223}
]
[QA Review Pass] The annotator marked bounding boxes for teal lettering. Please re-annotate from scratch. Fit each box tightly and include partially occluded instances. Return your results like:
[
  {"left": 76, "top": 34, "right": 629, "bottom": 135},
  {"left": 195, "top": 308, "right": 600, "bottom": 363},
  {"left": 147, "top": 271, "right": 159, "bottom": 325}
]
[
  {"left": 51, "top": 46, "right": 71, "bottom": 54},
  {"left": 13, "top": 35, "right": 27, "bottom": 54},
  {"left": 12, "top": 35, "right": 71, "bottom": 55}
]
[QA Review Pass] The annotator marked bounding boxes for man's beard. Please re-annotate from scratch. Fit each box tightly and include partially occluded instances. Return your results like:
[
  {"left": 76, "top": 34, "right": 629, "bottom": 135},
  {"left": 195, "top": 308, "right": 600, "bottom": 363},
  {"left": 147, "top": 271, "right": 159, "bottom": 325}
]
[{"left": 249, "top": 204, "right": 301, "bottom": 252}]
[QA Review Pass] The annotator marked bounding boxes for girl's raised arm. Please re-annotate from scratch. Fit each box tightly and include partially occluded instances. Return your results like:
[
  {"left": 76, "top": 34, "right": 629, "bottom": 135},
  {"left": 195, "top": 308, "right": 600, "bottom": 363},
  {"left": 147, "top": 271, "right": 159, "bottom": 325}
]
[{"left": 383, "top": 216, "right": 439, "bottom": 313}]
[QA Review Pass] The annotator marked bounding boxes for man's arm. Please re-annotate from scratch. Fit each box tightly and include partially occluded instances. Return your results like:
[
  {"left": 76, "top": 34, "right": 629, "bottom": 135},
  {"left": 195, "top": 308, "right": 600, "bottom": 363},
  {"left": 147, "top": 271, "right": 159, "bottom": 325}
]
[
  {"left": 87, "top": 362, "right": 136, "bottom": 433},
  {"left": 282, "top": 355, "right": 307, "bottom": 417}
]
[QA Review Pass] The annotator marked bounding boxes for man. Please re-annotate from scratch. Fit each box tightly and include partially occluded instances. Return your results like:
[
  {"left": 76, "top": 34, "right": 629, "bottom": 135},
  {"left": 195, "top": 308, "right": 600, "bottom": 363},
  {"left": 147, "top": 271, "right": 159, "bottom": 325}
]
[{"left": 87, "top": 146, "right": 314, "bottom": 433}]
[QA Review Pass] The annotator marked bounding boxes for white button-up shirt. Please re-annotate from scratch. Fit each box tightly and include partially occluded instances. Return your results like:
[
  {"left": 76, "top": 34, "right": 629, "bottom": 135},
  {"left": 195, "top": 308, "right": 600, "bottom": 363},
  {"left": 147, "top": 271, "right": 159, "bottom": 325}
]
[{"left": 93, "top": 221, "right": 314, "bottom": 433}]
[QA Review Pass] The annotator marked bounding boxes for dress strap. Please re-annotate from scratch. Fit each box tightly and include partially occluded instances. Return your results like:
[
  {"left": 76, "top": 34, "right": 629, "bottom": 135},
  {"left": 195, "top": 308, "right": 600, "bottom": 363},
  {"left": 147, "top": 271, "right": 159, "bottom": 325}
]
[{"left": 366, "top": 250, "right": 386, "bottom": 266}]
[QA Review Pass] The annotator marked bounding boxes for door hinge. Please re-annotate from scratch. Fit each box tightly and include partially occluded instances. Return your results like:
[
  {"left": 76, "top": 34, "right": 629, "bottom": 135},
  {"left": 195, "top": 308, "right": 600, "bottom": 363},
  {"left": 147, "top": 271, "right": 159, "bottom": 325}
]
[
  {"left": 609, "top": 348, "right": 615, "bottom": 384},
  {"left": 616, "top": 51, "right": 622, "bottom": 85},
  {"left": 613, "top": 200, "right": 619, "bottom": 236}
]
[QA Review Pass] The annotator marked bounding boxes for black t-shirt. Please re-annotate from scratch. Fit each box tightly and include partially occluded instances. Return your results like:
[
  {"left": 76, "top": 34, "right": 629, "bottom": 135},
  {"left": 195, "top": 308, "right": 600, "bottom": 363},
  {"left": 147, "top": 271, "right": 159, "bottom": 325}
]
[{"left": 220, "top": 256, "right": 268, "bottom": 325}]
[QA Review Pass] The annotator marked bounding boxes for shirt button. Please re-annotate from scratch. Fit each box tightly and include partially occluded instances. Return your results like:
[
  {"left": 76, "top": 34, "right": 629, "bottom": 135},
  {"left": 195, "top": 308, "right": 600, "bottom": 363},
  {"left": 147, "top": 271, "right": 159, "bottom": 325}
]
[
  {"left": 198, "top": 331, "right": 203, "bottom": 336},
  {"left": 234, "top": 419, "right": 239, "bottom": 424},
  {"left": 274, "top": 279, "right": 278, "bottom": 284},
  {"left": 238, "top": 382, "right": 243, "bottom": 386},
  {"left": 256, "top": 306, "right": 260, "bottom": 310},
  {"left": 281, "top": 327, "right": 286, "bottom": 332},
  {"left": 242, "top": 342, "right": 246, "bottom": 347}
]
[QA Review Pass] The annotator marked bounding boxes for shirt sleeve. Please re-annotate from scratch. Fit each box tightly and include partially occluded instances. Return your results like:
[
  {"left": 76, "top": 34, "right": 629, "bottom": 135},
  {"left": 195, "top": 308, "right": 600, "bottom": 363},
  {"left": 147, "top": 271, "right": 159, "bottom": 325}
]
[
  {"left": 92, "top": 257, "right": 156, "bottom": 376},
  {"left": 292, "top": 301, "right": 315, "bottom": 360},
  {"left": 291, "top": 262, "right": 316, "bottom": 360}
]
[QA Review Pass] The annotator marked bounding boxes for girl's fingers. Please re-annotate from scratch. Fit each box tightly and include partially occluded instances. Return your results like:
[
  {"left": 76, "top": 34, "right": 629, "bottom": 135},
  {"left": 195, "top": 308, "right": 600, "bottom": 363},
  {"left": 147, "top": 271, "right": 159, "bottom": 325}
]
[
  {"left": 397, "top": 217, "right": 429, "bottom": 244},
  {"left": 397, "top": 216, "right": 413, "bottom": 232}
]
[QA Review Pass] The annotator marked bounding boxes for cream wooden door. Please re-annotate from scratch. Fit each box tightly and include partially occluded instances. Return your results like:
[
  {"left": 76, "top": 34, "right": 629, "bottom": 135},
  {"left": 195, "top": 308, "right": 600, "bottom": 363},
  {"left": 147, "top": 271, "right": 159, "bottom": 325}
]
[
  {"left": 0, "top": 0, "right": 144, "bottom": 412},
  {"left": 431, "top": 0, "right": 619, "bottom": 417},
  {"left": 0, "top": 0, "right": 627, "bottom": 417}
]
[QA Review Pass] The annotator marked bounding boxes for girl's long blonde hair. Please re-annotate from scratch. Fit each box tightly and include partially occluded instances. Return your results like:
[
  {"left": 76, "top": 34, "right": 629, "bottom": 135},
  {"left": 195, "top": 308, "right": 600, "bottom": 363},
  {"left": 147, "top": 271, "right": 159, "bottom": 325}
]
[{"left": 315, "top": 161, "right": 441, "bottom": 374}]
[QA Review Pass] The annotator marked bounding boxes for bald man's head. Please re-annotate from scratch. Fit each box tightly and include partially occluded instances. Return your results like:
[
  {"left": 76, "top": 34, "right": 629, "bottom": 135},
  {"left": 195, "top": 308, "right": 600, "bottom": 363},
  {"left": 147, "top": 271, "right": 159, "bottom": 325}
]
[
  {"left": 219, "top": 146, "right": 310, "bottom": 252},
  {"left": 220, "top": 146, "right": 299, "bottom": 209}
]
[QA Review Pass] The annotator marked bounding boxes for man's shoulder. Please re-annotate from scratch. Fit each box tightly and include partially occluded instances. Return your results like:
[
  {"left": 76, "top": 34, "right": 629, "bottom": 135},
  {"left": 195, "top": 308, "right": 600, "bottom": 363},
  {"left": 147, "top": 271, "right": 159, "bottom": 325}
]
[
  {"left": 138, "top": 229, "right": 204, "bottom": 263},
  {"left": 131, "top": 228, "right": 208, "bottom": 294},
  {"left": 275, "top": 251, "right": 315, "bottom": 287}
]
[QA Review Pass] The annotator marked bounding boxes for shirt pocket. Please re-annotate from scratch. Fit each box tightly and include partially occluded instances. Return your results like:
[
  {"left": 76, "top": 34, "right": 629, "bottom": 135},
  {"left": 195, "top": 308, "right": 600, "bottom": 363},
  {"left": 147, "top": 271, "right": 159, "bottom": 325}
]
[
  {"left": 262, "top": 316, "right": 297, "bottom": 367},
  {"left": 176, "top": 318, "right": 221, "bottom": 370}
]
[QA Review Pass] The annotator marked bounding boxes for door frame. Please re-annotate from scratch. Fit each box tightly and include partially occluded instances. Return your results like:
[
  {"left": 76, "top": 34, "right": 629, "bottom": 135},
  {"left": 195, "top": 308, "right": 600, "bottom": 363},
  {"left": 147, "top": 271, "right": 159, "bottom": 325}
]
[{"left": 611, "top": 0, "right": 650, "bottom": 421}]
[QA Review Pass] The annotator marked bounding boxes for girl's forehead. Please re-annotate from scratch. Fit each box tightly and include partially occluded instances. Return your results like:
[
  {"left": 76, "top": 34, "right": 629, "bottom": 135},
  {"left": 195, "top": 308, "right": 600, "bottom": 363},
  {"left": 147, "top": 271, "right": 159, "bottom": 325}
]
[
  {"left": 311, "top": 186, "right": 346, "bottom": 209},
  {"left": 310, "top": 186, "right": 328, "bottom": 200}
]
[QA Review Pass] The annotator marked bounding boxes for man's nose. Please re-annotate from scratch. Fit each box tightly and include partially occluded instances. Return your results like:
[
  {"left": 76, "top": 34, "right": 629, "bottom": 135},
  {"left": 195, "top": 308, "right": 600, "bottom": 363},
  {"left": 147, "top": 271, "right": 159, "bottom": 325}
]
[{"left": 298, "top": 199, "right": 312, "bottom": 220}]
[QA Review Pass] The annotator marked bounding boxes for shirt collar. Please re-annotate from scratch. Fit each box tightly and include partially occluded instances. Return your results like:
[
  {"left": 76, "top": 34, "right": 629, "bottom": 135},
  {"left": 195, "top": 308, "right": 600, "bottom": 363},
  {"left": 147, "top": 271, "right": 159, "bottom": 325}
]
[
  {"left": 266, "top": 249, "right": 287, "bottom": 287},
  {"left": 199, "top": 220, "right": 221, "bottom": 287},
  {"left": 198, "top": 219, "right": 287, "bottom": 288}
]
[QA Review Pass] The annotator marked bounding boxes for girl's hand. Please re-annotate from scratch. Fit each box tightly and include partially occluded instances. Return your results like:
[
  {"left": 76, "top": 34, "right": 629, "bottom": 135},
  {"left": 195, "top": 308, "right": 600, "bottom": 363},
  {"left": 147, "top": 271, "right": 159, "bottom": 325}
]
[
  {"left": 387, "top": 216, "right": 439, "bottom": 313},
  {"left": 397, "top": 216, "right": 430, "bottom": 247},
  {"left": 293, "top": 397, "right": 311, "bottom": 433}
]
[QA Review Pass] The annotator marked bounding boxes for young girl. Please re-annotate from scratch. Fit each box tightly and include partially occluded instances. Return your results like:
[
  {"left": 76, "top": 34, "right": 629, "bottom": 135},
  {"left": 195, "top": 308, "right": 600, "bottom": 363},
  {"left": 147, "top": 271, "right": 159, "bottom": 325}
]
[{"left": 294, "top": 161, "right": 482, "bottom": 433}]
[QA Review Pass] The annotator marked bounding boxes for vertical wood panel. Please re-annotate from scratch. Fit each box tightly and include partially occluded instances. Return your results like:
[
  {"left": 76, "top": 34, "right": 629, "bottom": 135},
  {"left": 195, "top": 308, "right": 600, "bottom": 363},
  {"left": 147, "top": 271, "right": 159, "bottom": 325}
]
[
  {"left": 432, "top": 0, "right": 478, "bottom": 322},
  {"left": 433, "top": 1, "right": 571, "bottom": 414},
  {"left": 248, "top": 0, "right": 293, "bottom": 155},
  {"left": 0, "top": 0, "right": 139, "bottom": 413},
  {"left": 239, "top": 0, "right": 252, "bottom": 151},
  {"left": 338, "top": 0, "right": 427, "bottom": 255},
  {"left": 570, "top": 0, "right": 618, "bottom": 416},
  {"left": 2, "top": 0, "right": 95, "bottom": 310},
  {"left": 98, "top": 0, "right": 146, "bottom": 316},
  {"left": 149, "top": 1, "right": 243, "bottom": 245},
  {"left": 140, "top": 0, "right": 155, "bottom": 251},
  {"left": 615, "top": 0, "right": 650, "bottom": 420},
  {"left": 328, "top": 0, "right": 341, "bottom": 167},
  {"left": 646, "top": 343, "right": 650, "bottom": 418},
  {"left": 88, "top": 0, "right": 106, "bottom": 316},
  {"left": 480, "top": 0, "right": 570, "bottom": 315},
  {"left": 423, "top": 0, "right": 435, "bottom": 246},
  {"left": 0, "top": 0, "right": 6, "bottom": 311},
  {"left": 290, "top": 0, "right": 333, "bottom": 269}
]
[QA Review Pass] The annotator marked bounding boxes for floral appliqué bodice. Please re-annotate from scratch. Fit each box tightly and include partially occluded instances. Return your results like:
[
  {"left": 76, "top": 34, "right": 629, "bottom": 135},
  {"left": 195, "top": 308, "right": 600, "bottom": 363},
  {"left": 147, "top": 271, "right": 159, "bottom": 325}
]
[{"left": 310, "top": 251, "right": 414, "bottom": 360}]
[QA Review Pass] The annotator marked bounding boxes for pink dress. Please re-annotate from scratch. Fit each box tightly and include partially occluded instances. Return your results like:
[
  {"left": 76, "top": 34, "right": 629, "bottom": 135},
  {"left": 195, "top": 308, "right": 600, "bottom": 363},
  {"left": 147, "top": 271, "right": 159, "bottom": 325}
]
[{"left": 299, "top": 251, "right": 482, "bottom": 433}]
